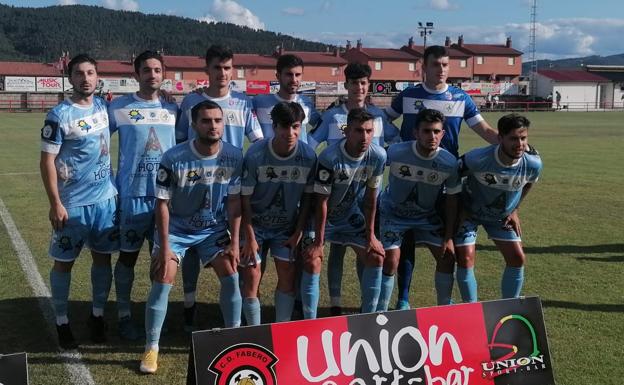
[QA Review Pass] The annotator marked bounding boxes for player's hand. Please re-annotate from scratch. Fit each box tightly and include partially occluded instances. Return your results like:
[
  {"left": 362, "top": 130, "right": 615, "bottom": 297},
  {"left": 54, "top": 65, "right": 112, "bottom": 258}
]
[
  {"left": 224, "top": 243, "right": 241, "bottom": 269},
  {"left": 49, "top": 203, "right": 68, "bottom": 231},
  {"left": 283, "top": 231, "right": 303, "bottom": 261},
  {"left": 366, "top": 235, "right": 385, "bottom": 259},
  {"left": 158, "top": 89, "right": 176, "bottom": 103},
  {"left": 154, "top": 247, "right": 176, "bottom": 282},
  {"left": 193, "top": 86, "right": 210, "bottom": 95},
  {"left": 303, "top": 241, "right": 324, "bottom": 264},
  {"left": 241, "top": 237, "right": 259, "bottom": 266},
  {"left": 439, "top": 238, "right": 455, "bottom": 260},
  {"left": 504, "top": 209, "right": 522, "bottom": 237}
]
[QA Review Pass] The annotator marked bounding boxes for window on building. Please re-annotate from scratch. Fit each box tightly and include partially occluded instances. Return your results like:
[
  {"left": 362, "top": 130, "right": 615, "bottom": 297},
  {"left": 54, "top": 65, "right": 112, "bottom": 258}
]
[
  {"left": 476, "top": 56, "right": 484, "bottom": 65},
  {"left": 237, "top": 68, "right": 245, "bottom": 78},
  {"left": 375, "top": 61, "right": 382, "bottom": 70},
  {"left": 508, "top": 57, "right": 515, "bottom": 66},
  {"left": 459, "top": 59, "right": 467, "bottom": 68},
  {"left": 331, "top": 67, "right": 339, "bottom": 76},
  {"left": 174, "top": 72, "right": 182, "bottom": 81},
  {"left": 473, "top": 76, "right": 480, "bottom": 81},
  {"left": 408, "top": 62, "right": 415, "bottom": 72}
]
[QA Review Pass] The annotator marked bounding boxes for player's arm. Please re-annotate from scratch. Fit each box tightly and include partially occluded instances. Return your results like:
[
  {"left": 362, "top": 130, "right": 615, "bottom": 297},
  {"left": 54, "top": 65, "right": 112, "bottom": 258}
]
[
  {"left": 304, "top": 192, "right": 328, "bottom": 263},
  {"left": 224, "top": 194, "right": 242, "bottom": 267},
  {"left": 284, "top": 192, "right": 313, "bottom": 254},
  {"left": 441, "top": 193, "right": 459, "bottom": 258},
  {"left": 504, "top": 183, "right": 534, "bottom": 237},
  {"left": 362, "top": 186, "right": 384, "bottom": 256},
  {"left": 153, "top": 197, "right": 177, "bottom": 281},
  {"left": 244, "top": 98, "right": 264, "bottom": 143},
  {"left": 384, "top": 92, "right": 404, "bottom": 123},
  {"left": 470, "top": 120, "right": 499, "bottom": 145},
  {"left": 40, "top": 152, "right": 67, "bottom": 231},
  {"left": 240, "top": 195, "right": 258, "bottom": 265}
]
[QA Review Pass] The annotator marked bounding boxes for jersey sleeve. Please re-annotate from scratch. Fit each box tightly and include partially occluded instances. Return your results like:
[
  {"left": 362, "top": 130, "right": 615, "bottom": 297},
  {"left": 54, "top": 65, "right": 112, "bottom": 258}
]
[
  {"left": 241, "top": 151, "right": 258, "bottom": 196},
  {"left": 382, "top": 116, "right": 401, "bottom": 145},
  {"left": 228, "top": 151, "right": 243, "bottom": 195},
  {"left": 367, "top": 147, "right": 386, "bottom": 189},
  {"left": 40, "top": 111, "right": 63, "bottom": 154},
  {"left": 307, "top": 103, "right": 322, "bottom": 128},
  {"left": 313, "top": 151, "right": 334, "bottom": 195},
  {"left": 386, "top": 92, "right": 404, "bottom": 120},
  {"left": 244, "top": 97, "right": 264, "bottom": 143},
  {"left": 304, "top": 153, "right": 317, "bottom": 193},
  {"left": 175, "top": 97, "right": 191, "bottom": 143},
  {"left": 155, "top": 152, "right": 175, "bottom": 200},
  {"left": 463, "top": 94, "right": 484, "bottom": 128},
  {"left": 308, "top": 112, "right": 329, "bottom": 149},
  {"left": 526, "top": 154, "right": 543, "bottom": 183},
  {"left": 107, "top": 103, "right": 118, "bottom": 135}
]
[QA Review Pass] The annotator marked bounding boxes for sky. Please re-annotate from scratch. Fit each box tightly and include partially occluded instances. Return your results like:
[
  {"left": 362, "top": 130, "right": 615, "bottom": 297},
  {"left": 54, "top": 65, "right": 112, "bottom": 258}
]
[{"left": 3, "top": 0, "right": 624, "bottom": 60}]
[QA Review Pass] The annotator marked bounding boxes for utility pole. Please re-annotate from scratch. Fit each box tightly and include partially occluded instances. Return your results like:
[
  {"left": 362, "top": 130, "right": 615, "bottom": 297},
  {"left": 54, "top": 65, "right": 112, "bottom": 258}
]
[{"left": 529, "top": 0, "right": 538, "bottom": 99}]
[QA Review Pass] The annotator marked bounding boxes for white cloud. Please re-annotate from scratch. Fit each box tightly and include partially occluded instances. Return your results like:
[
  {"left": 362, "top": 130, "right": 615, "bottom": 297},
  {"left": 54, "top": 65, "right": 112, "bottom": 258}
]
[
  {"left": 320, "top": 0, "right": 332, "bottom": 12},
  {"left": 58, "top": 0, "right": 78, "bottom": 5},
  {"left": 428, "top": 0, "right": 458, "bottom": 11},
  {"left": 282, "top": 7, "right": 305, "bottom": 16},
  {"left": 102, "top": 0, "right": 139, "bottom": 12},
  {"left": 201, "top": 0, "right": 265, "bottom": 30}
]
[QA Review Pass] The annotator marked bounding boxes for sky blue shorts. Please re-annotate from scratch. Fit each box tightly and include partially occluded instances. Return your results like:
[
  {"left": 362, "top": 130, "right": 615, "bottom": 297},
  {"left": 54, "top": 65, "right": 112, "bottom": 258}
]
[
  {"left": 379, "top": 210, "right": 444, "bottom": 250},
  {"left": 454, "top": 217, "right": 521, "bottom": 246},
  {"left": 119, "top": 196, "right": 155, "bottom": 252}
]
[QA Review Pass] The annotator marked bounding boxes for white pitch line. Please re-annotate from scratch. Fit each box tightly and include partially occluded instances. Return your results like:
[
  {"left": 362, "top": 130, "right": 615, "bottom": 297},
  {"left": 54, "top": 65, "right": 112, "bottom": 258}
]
[
  {"left": 0, "top": 197, "right": 96, "bottom": 385},
  {"left": 0, "top": 171, "right": 39, "bottom": 176}
]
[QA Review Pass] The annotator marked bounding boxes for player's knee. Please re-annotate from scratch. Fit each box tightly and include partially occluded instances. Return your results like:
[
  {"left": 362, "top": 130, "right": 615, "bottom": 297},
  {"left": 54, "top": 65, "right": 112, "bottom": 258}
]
[
  {"left": 506, "top": 252, "right": 526, "bottom": 267},
  {"left": 118, "top": 251, "right": 139, "bottom": 267},
  {"left": 367, "top": 252, "right": 384, "bottom": 267},
  {"left": 53, "top": 260, "right": 74, "bottom": 273},
  {"left": 455, "top": 248, "right": 475, "bottom": 268},
  {"left": 303, "top": 257, "right": 321, "bottom": 273}
]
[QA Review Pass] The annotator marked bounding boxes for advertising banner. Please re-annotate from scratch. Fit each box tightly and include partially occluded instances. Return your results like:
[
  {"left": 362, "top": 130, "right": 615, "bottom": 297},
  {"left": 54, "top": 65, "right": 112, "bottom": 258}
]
[
  {"left": 246, "top": 81, "right": 270, "bottom": 95},
  {"left": 230, "top": 80, "right": 247, "bottom": 93},
  {"left": 0, "top": 352, "right": 28, "bottom": 385},
  {"left": 189, "top": 297, "right": 555, "bottom": 385},
  {"left": 36, "top": 77, "right": 65, "bottom": 92},
  {"left": 4, "top": 76, "right": 36, "bottom": 92},
  {"left": 316, "top": 82, "right": 338, "bottom": 95},
  {"left": 98, "top": 78, "right": 139, "bottom": 93},
  {"left": 299, "top": 81, "right": 317, "bottom": 95}
]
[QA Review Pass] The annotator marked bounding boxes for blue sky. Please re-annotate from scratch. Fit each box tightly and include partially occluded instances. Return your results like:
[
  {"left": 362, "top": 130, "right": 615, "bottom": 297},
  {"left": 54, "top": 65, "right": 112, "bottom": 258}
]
[{"left": 4, "top": 0, "right": 624, "bottom": 59}]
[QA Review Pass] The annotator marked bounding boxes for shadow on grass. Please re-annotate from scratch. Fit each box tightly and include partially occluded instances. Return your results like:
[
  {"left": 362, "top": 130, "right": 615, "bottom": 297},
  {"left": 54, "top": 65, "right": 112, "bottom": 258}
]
[
  {"left": 542, "top": 299, "right": 624, "bottom": 313},
  {"left": 576, "top": 255, "right": 624, "bottom": 262},
  {"left": 477, "top": 243, "right": 624, "bottom": 255}
]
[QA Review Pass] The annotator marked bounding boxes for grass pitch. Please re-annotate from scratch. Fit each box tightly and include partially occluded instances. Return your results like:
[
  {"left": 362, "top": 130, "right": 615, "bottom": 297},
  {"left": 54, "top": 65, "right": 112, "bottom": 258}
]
[{"left": 0, "top": 111, "right": 622, "bottom": 385}]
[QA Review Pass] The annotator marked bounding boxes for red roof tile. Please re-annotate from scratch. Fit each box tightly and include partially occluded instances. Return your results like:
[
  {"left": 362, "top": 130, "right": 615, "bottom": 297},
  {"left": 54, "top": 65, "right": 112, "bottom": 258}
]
[
  {"left": 96, "top": 60, "right": 134, "bottom": 75},
  {"left": 452, "top": 44, "right": 523, "bottom": 56},
  {"left": 163, "top": 54, "right": 276, "bottom": 69},
  {"left": 537, "top": 70, "right": 609, "bottom": 82},
  {"left": 0, "top": 62, "right": 60, "bottom": 76},
  {"left": 233, "top": 54, "right": 276, "bottom": 67},
  {"left": 350, "top": 47, "right": 417, "bottom": 61},
  {"left": 281, "top": 51, "right": 347, "bottom": 65},
  {"left": 163, "top": 55, "right": 204, "bottom": 69},
  {"left": 400, "top": 45, "right": 470, "bottom": 58}
]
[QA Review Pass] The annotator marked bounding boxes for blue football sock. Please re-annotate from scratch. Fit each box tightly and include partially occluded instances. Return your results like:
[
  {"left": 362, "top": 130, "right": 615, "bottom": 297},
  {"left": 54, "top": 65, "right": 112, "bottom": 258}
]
[
  {"left": 501, "top": 266, "right": 525, "bottom": 298},
  {"left": 396, "top": 240, "right": 415, "bottom": 303},
  {"left": 181, "top": 250, "right": 201, "bottom": 307},
  {"left": 219, "top": 273, "right": 242, "bottom": 327},
  {"left": 456, "top": 267, "right": 478, "bottom": 303},
  {"left": 360, "top": 266, "right": 382, "bottom": 313},
  {"left": 327, "top": 244, "right": 346, "bottom": 300},
  {"left": 243, "top": 297, "right": 261, "bottom": 326},
  {"left": 376, "top": 273, "right": 395, "bottom": 312},
  {"left": 274, "top": 290, "right": 295, "bottom": 322},
  {"left": 50, "top": 269, "right": 71, "bottom": 324},
  {"left": 145, "top": 282, "right": 172, "bottom": 347},
  {"left": 91, "top": 264, "right": 112, "bottom": 315},
  {"left": 434, "top": 271, "right": 454, "bottom": 305},
  {"left": 301, "top": 271, "right": 320, "bottom": 319},
  {"left": 114, "top": 261, "right": 134, "bottom": 318}
]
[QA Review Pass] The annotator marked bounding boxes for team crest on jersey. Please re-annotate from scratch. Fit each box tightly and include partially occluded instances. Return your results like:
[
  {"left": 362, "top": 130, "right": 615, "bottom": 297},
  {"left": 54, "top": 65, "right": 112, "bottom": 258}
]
[
  {"left": 399, "top": 165, "right": 412, "bottom": 177},
  {"left": 215, "top": 167, "right": 227, "bottom": 181},
  {"left": 157, "top": 168, "right": 169, "bottom": 183},
  {"left": 58, "top": 236, "right": 73, "bottom": 252},
  {"left": 209, "top": 343, "right": 278, "bottom": 385},
  {"left": 187, "top": 170, "right": 201, "bottom": 183},
  {"left": 444, "top": 91, "right": 453, "bottom": 101},
  {"left": 265, "top": 167, "right": 278, "bottom": 180},
  {"left": 160, "top": 111, "right": 171, "bottom": 121},
  {"left": 290, "top": 168, "right": 300, "bottom": 180},
  {"left": 42, "top": 124, "right": 54, "bottom": 139},
  {"left": 318, "top": 169, "right": 330, "bottom": 182},
  {"left": 427, "top": 171, "right": 439, "bottom": 183},
  {"left": 129, "top": 109, "right": 145, "bottom": 122},
  {"left": 413, "top": 100, "right": 424, "bottom": 111},
  {"left": 228, "top": 112, "right": 236, "bottom": 123},
  {"left": 484, "top": 173, "right": 497, "bottom": 185},
  {"left": 512, "top": 178, "right": 522, "bottom": 189},
  {"left": 78, "top": 119, "right": 92, "bottom": 132},
  {"left": 125, "top": 230, "right": 141, "bottom": 245},
  {"left": 149, "top": 111, "right": 157, "bottom": 118}
]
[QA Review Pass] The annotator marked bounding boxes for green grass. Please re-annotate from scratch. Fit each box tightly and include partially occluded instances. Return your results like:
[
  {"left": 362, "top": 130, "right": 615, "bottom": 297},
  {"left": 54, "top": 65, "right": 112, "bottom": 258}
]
[{"left": 0, "top": 111, "right": 623, "bottom": 384}]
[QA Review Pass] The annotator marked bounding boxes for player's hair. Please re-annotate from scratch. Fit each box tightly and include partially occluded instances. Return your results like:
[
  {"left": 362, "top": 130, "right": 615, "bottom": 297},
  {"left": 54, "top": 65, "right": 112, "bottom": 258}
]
[
  {"left": 134, "top": 50, "right": 164, "bottom": 74},
  {"left": 205, "top": 45, "right": 234, "bottom": 66},
  {"left": 270, "top": 101, "right": 306, "bottom": 128},
  {"left": 191, "top": 100, "right": 223, "bottom": 123},
  {"left": 347, "top": 107, "right": 374, "bottom": 127},
  {"left": 67, "top": 54, "right": 97, "bottom": 76},
  {"left": 497, "top": 113, "right": 530, "bottom": 136},
  {"left": 423, "top": 45, "right": 449, "bottom": 64},
  {"left": 416, "top": 109, "right": 445, "bottom": 129},
  {"left": 344, "top": 63, "right": 372, "bottom": 80},
  {"left": 276, "top": 54, "right": 304, "bottom": 73}
]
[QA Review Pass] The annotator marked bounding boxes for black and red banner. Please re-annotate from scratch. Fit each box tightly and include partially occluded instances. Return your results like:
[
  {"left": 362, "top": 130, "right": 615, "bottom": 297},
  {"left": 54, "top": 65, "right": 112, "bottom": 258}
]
[
  {"left": 0, "top": 352, "right": 28, "bottom": 385},
  {"left": 189, "top": 297, "right": 555, "bottom": 385}
]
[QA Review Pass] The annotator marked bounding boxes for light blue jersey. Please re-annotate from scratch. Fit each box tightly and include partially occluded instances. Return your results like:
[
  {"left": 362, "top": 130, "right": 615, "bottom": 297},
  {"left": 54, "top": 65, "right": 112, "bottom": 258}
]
[
  {"left": 386, "top": 84, "right": 483, "bottom": 157},
  {"left": 314, "top": 140, "right": 386, "bottom": 229},
  {"left": 252, "top": 93, "right": 321, "bottom": 143},
  {"left": 308, "top": 103, "right": 400, "bottom": 149},
  {"left": 380, "top": 142, "right": 461, "bottom": 218},
  {"left": 176, "top": 91, "right": 263, "bottom": 149},
  {"left": 459, "top": 145, "right": 542, "bottom": 222},
  {"left": 242, "top": 138, "right": 316, "bottom": 230},
  {"left": 41, "top": 97, "right": 117, "bottom": 208},
  {"left": 155, "top": 140, "right": 243, "bottom": 235},
  {"left": 108, "top": 94, "right": 178, "bottom": 198}
]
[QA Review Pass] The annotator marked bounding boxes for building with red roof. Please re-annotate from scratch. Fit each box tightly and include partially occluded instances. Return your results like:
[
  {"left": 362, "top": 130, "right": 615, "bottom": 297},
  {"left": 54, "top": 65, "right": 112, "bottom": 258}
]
[
  {"left": 534, "top": 69, "right": 610, "bottom": 109},
  {"left": 451, "top": 36, "right": 523, "bottom": 82}
]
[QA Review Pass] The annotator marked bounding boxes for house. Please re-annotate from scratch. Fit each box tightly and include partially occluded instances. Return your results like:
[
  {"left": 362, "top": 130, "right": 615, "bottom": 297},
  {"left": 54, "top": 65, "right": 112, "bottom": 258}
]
[{"left": 534, "top": 69, "right": 610, "bottom": 110}]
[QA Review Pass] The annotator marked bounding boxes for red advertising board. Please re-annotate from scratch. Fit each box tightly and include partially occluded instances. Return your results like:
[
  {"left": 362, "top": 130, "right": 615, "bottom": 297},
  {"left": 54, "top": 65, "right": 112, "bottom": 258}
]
[
  {"left": 246, "top": 80, "right": 270, "bottom": 95},
  {"left": 189, "top": 297, "right": 555, "bottom": 385}
]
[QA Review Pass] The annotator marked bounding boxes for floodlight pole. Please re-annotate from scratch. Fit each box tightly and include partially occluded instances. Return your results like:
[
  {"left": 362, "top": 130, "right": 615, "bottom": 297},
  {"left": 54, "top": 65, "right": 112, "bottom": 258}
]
[{"left": 418, "top": 22, "right": 434, "bottom": 48}]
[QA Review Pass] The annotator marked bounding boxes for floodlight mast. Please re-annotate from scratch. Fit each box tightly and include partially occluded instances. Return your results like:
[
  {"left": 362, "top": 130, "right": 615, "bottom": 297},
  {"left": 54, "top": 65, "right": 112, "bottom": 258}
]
[{"left": 418, "top": 22, "right": 434, "bottom": 48}]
